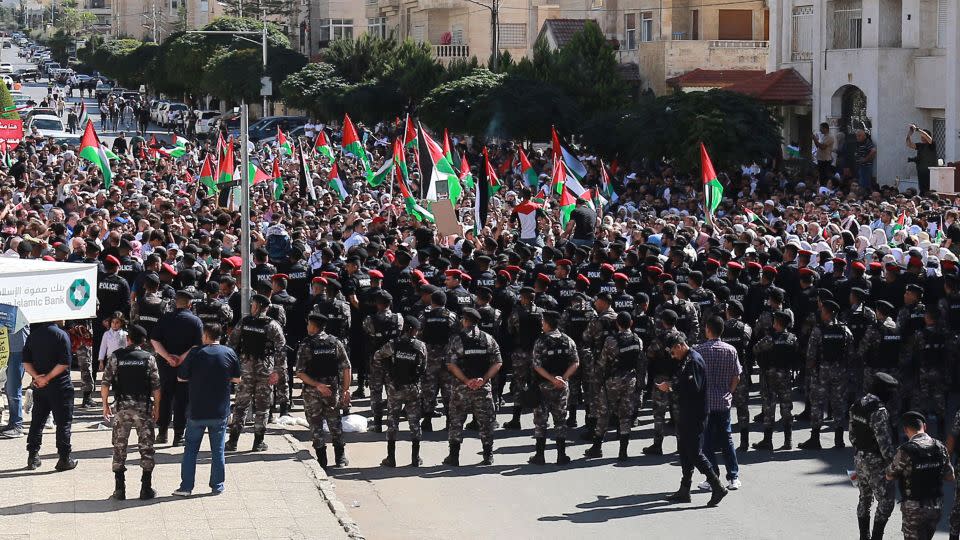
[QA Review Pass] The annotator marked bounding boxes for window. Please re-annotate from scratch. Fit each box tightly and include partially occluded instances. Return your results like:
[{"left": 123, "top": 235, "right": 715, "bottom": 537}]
[
  {"left": 641, "top": 12, "right": 653, "bottom": 42},
  {"left": 832, "top": 0, "right": 862, "bottom": 49},
  {"left": 411, "top": 24, "right": 425, "bottom": 43},
  {"left": 937, "top": 0, "right": 948, "bottom": 48},
  {"left": 499, "top": 23, "right": 526, "bottom": 47},
  {"left": 451, "top": 25, "right": 464, "bottom": 45},
  {"left": 200, "top": 0, "right": 208, "bottom": 11},
  {"left": 691, "top": 9, "right": 699, "bottom": 39},
  {"left": 791, "top": 5, "right": 813, "bottom": 60},
  {"left": 320, "top": 19, "right": 354, "bottom": 42},
  {"left": 170, "top": 0, "right": 177, "bottom": 10},
  {"left": 718, "top": 9, "right": 753, "bottom": 40},
  {"left": 624, "top": 13, "right": 637, "bottom": 49},
  {"left": 367, "top": 17, "right": 386, "bottom": 39},
  {"left": 591, "top": 0, "right": 604, "bottom": 8}
]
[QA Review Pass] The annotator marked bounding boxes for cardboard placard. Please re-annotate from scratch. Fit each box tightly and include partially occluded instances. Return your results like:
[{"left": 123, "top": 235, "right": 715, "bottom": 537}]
[{"left": 431, "top": 199, "right": 462, "bottom": 237}]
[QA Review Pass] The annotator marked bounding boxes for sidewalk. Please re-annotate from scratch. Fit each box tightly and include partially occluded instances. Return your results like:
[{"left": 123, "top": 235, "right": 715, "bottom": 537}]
[{"left": 0, "top": 390, "right": 357, "bottom": 540}]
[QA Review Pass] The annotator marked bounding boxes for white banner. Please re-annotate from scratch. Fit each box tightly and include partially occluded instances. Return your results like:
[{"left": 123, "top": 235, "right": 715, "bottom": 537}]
[{"left": 0, "top": 258, "right": 97, "bottom": 323}]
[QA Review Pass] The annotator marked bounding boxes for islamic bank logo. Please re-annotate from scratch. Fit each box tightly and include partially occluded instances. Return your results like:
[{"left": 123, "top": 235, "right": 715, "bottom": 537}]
[{"left": 67, "top": 279, "right": 91, "bottom": 309}]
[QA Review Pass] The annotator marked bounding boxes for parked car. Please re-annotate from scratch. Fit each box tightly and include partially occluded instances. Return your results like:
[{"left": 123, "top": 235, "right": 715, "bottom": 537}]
[
  {"left": 247, "top": 115, "right": 308, "bottom": 142},
  {"left": 26, "top": 114, "right": 66, "bottom": 137},
  {"left": 0, "top": 63, "right": 12, "bottom": 74},
  {"left": 95, "top": 82, "right": 113, "bottom": 99},
  {"left": 194, "top": 110, "right": 221, "bottom": 136},
  {"left": 162, "top": 102, "right": 188, "bottom": 127},
  {"left": 257, "top": 124, "right": 305, "bottom": 147},
  {"left": 149, "top": 100, "right": 167, "bottom": 124}
]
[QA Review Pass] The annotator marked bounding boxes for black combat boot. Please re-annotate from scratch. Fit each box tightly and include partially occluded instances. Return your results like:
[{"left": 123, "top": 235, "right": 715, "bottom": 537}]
[
  {"left": 584, "top": 436, "right": 603, "bottom": 458},
  {"left": 371, "top": 416, "right": 383, "bottom": 433},
  {"left": 858, "top": 515, "right": 871, "bottom": 540},
  {"left": 503, "top": 409, "right": 522, "bottom": 430},
  {"left": 111, "top": 470, "right": 125, "bottom": 500},
  {"left": 480, "top": 441, "right": 494, "bottom": 465},
  {"left": 421, "top": 417, "right": 433, "bottom": 432},
  {"left": 442, "top": 441, "right": 461, "bottom": 466},
  {"left": 752, "top": 429, "right": 774, "bottom": 450},
  {"left": 225, "top": 427, "right": 240, "bottom": 452},
  {"left": 279, "top": 403, "right": 289, "bottom": 417},
  {"left": 579, "top": 418, "right": 596, "bottom": 440},
  {"left": 738, "top": 429, "right": 749, "bottom": 452},
  {"left": 782, "top": 425, "right": 793, "bottom": 450},
  {"left": 642, "top": 435, "right": 663, "bottom": 456},
  {"left": 314, "top": 444, "right": 328, "bottom": 469},
  {"left": 54, "top": 455, "right": 78, "bottom": 472},
  {"left": 381, "top": 439, "right": 397, "bottom": 467},
  {"left": 705, "top": 470, "right": 728, "bottom": 507},
  {"left": 796, "top": 401, "right": 811, "bottom": 421},
  {"left": 617, "top": 435, "right": 629, "bottom": 461},
  {"left": 665, "top": 475, "right": 692, "bottom": 503},
  {"left": 334, "top": 444, "right": 349, "bottom": 467},
  {"left": 252, "top": 431, "right": 267, "bottom": 452},
  {"left": 156, "top": 428, "right": 169, "bottom": 445},
  {"left": 465, "top": 416, "right": 479, "bottom": 431},
  {"left": 834, "top": 427, "right": 845, "bottom": 449},
  {"left": 81, "top": 391, "right": 95, "bottom": 408},
  {"left": 26, "top": 451, "right": 40, "bottom": 470},
  {"left": 752, "top": 411, "right": 763, "bottom": 422},
  {"left": 411, "top": 440, "right": 422, "bottom": 467},
  {"left": 798, "top": 427, "right": 821, "bottom": 450},
  {"left": 872, "top": 518, "right": 887, "bottom": 540},
  {"left": 565, "top": 407, "right": 578, "bottom": 428},
  {"left": 139, "top": 470, "right": 156, "bottom": 500},
  {"left": 172, "top": 429, "right": 184, "bottom": 447},
  {"left": 528, "top": 437, "right": 546, "bottom": 465},
  {"left": 557, "top": 438, "right": 571, "bottom": 465}
]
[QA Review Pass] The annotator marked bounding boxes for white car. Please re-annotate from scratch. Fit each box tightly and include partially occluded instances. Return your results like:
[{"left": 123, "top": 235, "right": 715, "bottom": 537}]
[
  {"left": 162, "top": 102, "right": 188, "bottom": 127},
  {"left": 194, "top": 110, "right": 221, "bottom": 135},
  {"left": 0, "top": 75, "right": 12, "bottom": 89},
  {"left": 0, "top": 63, "right": 12, "bottom": 74},
  {"left": 26, "top": 114, "right": 65, "bottom": 137}
]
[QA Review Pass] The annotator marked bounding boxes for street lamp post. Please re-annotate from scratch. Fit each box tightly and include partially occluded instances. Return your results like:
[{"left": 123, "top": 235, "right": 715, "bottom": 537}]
[
  {"left": 187, "top": 28, "right": 268, "bottom": 316},
  {"left": 460, "top": 0, "right": 499, "bottom": 71}
]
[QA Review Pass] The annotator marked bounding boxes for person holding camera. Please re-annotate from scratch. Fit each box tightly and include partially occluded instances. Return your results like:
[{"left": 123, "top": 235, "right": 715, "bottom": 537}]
[{"left": 906, "top": 124, "right": 937, "bottom": 194}]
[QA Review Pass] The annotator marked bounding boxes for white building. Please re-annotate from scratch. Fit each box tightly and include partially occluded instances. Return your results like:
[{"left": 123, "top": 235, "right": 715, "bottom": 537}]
[{"left": 767, "top": 0, "right": 960, "bottom": 185}]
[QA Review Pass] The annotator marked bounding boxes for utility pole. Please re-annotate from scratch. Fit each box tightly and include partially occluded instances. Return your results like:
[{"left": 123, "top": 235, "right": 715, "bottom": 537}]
[
  {"left": 261, "top": 6, "right": 268, "bottom": 117},
  {"left": 461, "top": 0, "right": 499, "bottom": 71}
]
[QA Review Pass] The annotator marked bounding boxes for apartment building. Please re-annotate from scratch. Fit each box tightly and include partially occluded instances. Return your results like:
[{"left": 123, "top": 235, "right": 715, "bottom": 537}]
[
  {"left": 112, "top": 0, "right": 224, "bottom": 41},
  {"left": 768, "top": 0, "right": 960, "bottom": 183}
]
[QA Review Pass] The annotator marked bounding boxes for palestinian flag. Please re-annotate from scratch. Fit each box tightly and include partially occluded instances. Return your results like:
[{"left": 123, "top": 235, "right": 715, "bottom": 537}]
[
  {"left": 199, "top": 154, "right": 217, "bottom": 194},
  {"left": 497, "top": 151, "right": 514, "bottom": 178},
  {"left": 443, "top": 129, "right": 460, "bottom": 174},
  {"left": 298, "top": 140, "right": 317, "bottom": 201},
  {"left": 404, "top": 114, "right": 418, "bottom": 151},
  {"left": 459, "top": 154, "right": 474, "bottom": 190},
  {"left": 559, "top": 184, "right": 576, "bottom": 228},
  {"left": 277, "top": 127, "right": 292, "bottom": 156},
  {"left": 743, "top": 206, "right": 763, "bottom": 224},
  {"left": 419, "top": 124, "right": 461, "bottom": 204},
  {"left": 216, "top": 132, "right": 226, "bottom": 160},
  {"left": 519, "top": 148, "right": 538, "bottom": 189},
  {"left": 161, "top": 137, "right": 188, "bottom": 158},
  {"left": 79, "top": 120, "right": 112, "bottom": 188},
  {"left": 700, "top": 142, "right": 723, "bottom": 225},
  {"left": 599, "top": 159, "right": 618, "bottom": 203},
  {"left": 368, "top": 156, "right": 392, "bottom": 187},
  {"left": 244, "top": 162, "right": 271, "bottom": 185},
  {"left": 148, "top": 135, "right": 160, "bottom": 160},
  {"left": 314, "top": 130, "right": 333, "bottom": 161},
  {"left": 327, "top": 162, "right": 349, "bottom": 200},
  {"left": 78, "top": 101, "right": 88, "bottom": 126},
  {"left": 551, "top": 156, "right": 566, "bottom": 195},
  {"left": 272, "top": 158, "right": 284, "bottom": 200},
  {"left": 217, "top": 137, "right": 234, "bottom": 185},
  {"left": 892, "top": 212, "right": 906, "bottom": 234},
  {"left": 396, "top": 163, "right": 433, "bottom": 222},
  {"left": 0, "top": 141, "right": 11, "bottom": 168},
  {"left": 392, "top": 137, "right": 409, "bottom": 185},
  {"left": 552, "top": 126, "right": 587, "bottom": 182},
  {"left": 341, "top": 114, "right": 371, "bottom": 173},
  {"left": 482, "top": 147, "right": 502, "bottom": 198}
]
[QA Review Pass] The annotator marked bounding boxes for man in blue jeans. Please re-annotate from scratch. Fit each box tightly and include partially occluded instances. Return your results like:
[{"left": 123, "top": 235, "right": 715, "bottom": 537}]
[
  {"left": 695, "top": 317, "right": 742, "bottom": 490},
  {"left": 2, "top": 325, "right": 30, "bottom": 438},
  {"left": 173, "top": 323, "right": 240, "bottom": 496}
]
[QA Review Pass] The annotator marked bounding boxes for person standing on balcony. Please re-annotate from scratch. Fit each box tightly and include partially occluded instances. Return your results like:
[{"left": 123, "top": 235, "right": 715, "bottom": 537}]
[
  {"left": 855, "top": 129, "right": 877, "bottom": 192},
  {"left": 906, "top": 125, "right": 937, "bottom": 194},
  {"left": 814, "top": 122, "right": 835, "bottom": 183}
]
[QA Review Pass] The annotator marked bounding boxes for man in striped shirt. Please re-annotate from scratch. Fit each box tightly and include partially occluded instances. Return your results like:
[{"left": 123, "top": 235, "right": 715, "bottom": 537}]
[
  {"left": 509, "top": 188, "right": 547, "bottom": 247},
  {"left": 695, "top": 316, "right": 743, "bottom": 491}
]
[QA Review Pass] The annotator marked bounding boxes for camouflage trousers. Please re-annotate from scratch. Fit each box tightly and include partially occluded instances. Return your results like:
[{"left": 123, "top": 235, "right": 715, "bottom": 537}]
[
  {"left": 448, "top": 382, "right": 496, "bottom": 444},
  {"left": 854, "top": 451, "right": 894, "bottom": 523},
  {"left": 651, "top": 374, "right": 679, "bottom": 438},
  {"left": 386, "top": 383, "right": 422, "bottom": 440},
  {"left": 112, "top": 405, "right": 155, "bottom": 472},
  {"left": 76, "top": 346, "right": 94, "bottom": 393},
  {"left": 579, "top": 350, "right": 604, "bottom": 420},
  {"left": 533, "top": 382, "right": 569, "bottom": 440},
  {"left": 420, "top": 345, "right": 450, "bottom": 417},
  {"left": 510, "top": 350, "right": 533, "bottom": 398},
  {"left": 732, "top": 370, "right": 751, "bottom": 429},
  {"left": 762, "top": 368, "right": 793, "bottom": 429},
  {"left": 900, "top": 499, "right": 942, "bottom": 540},
  {"left": 810, "top": 362, "right": 847, "bottom": 430},
  {"left": 594, "top": 374, "right": 636, "bottom": 436},
  {"left": 302, "top": 385, "right": 343, "bottom": 448},
  {"left": 949, "top": 483, "right": 960, "bottom": 535},
  {"left": 369, "top": 355, "right": 385, "bottom": 419},
  {"left": 229, "top": 372, "right": 272, "bottom": 432},
  {"left": 274, "top": 358, "right": 289, "bottom": 407},
  {"left": 915, "top": 367, "right": 947, "bottom": 422}
]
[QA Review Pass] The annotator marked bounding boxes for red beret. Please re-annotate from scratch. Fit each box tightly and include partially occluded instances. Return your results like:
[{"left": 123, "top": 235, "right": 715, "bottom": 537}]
[
  {"left": 444, "top": 269, "right": 462, "bottom": 278},
  {"left": 746, "top": 261, "right": 762, "bottom": 271},
  {"left": 311, "top": 276, "right": 327, "bottom": 284},
  {"left": 412, "top": 269, "right": 425, "bottom": 280},
  {"left": 942, "top": 260, "right": 957, "bottom": 269},
  {"left": 536, "top": 273, "right": 551, "bottom": 283},
  {"left": 42, "top": 255, "right": 55, "bottom": 261},
  {"left": 646, "top": 266, "right": 662, "bottom": 275},
  {"left": 659, "top": 273, "right": 673, "bottom": 281},
  {"left": 908, "top": 257, "right": 923, "bottom": 268},
  {"left": 461, "top": 273, "right": 472, "bottom": 282},
  {"left": 105, "top": 255, "right": 121, "bottom": 266},
  {"left": 498, "top": 269, "right": 511, "bottom": 279},
  {"left": 227, "top": 256, "right": 243, "bottom": 269},
  {"left": 851, "top": 261, "right": 866, "bottom": 272},
  {"left": 321, "top": 271, "right": 339, "bottom": 279},
  {"left": 799, "top": 267, "right": 815, "bottom": 277},
  {"left": 600, "top": 263, "right": 616, "bottom": 273},
  {"left": 762, "top": 265, "right": 778, "bottom": 275},
  {"left": 505, "top": 265, "right": 521, "bottom": 273},
  {"left": 556, "top": 259, "right": 572, "bottom": 266},
  {"left": 384, "top": 251, "right": 395, "bottom": 263},
  {"left": 271, "top": 273, "right": 289, "bottom": 281},
  {"left": 576, "top": 274, "right": 590, "bottom": 285},
  {"left": 706, "top": 258, "right": 720, "bottom": 268},
  {"left": 869, "top": 262, "right": 883, "bottom": 271},
  {"left": 727, "top": 261, "right": 744, "bottom": 271},
  {"left": 220, "top": 258, "right": 236, "bottom": 269},
  {"left": 798, "top": 249, "right": 813, "bottom": 256},
  {"left": 885, "top": 263, "right": 901, "bottom": 273},
  {"left": 832, "top": 258, "right": 846, "bottom": 266},
  {"left": 161, "top": 262, "right": 177, "bottom": 276},
  {"left": 371, "top": 216, "right": 387, "bottom": 224},
  {"left": 613, "top": 272, "right": 629, "bottom": 282},
  {"left": 368, "top": 269, "right": 384, "bottom": 279}
]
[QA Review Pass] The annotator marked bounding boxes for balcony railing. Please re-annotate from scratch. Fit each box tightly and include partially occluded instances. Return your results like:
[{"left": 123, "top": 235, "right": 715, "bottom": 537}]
[
  {"left": 434, "top": 44, "right": 470, "bottom": 59},
  {"left": 832, "top": 8, "right": 863, "bottom": 49},
  {"left": 708, "top": 40, "right": 769, "bottom": 49}
]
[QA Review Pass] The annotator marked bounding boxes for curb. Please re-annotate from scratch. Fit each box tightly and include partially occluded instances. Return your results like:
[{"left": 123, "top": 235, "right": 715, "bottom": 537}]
[{"left": 282, "top": 434, "right": 365, "bottom": 540}]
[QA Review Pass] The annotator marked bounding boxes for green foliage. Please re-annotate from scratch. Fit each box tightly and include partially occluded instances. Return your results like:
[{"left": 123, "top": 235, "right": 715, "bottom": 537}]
[
  {"left": 279, "top": 62, "right": 349, "bottom": 120},
  {"left": 202, "top": 48, "right": 262, "bottom": 101},
  {"left": 420, "top": 68, "right": 504, "bottom": 134},
  {"left": 548, "top": 20, "right": 628, "bottom": 117},
  {"left": 442, "top": 57, "right": 479, "bottom": 82},
  {"left": 46, "top": 30, "right": 72, "bottom": 64},
  {"left": 580, "top": 90, "right": 782, "bottom": 170},
  {"left": 54, "top": 0, "right": 96, "bottom": 37},
  {"left": 0, "top": 82, "right": 16, "bottom": 120}
]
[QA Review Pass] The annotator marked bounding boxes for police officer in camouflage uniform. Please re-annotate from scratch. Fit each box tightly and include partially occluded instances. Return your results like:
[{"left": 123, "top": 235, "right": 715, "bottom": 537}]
[
  {"left": 504, "top": 287, "right": 544, "bottom": 429},
  {"left": 362, "top": 290, "right": 404, "bottom": 433},
  {"left": 752, "top": 311, "right": 797, "bottom": 451},
  {"left": 528, "top": 310, "right": 579, "bottom": 466},
  {"left": 886, "top": 411, "right": 953, "bottom": 540},
  {"left": 225, "top": 294, "right": 286, "bottom": 452},
  {"left": 720, "top": 300, "right": 752, "bottom": 451},
  {"left": 418, "top": 290, "right": 458, "bottom": 431},
  {"left": 100, "top": 325, "right": 161, "bottom": 501},
  {"left": 849, "top": 372, "right": 899, "bottom": 540},
  {"left": 67, "top": 320, "right": 95, "bottom": 408},
  {"left": 644, "top": 311, "right": 683, "bottom": 455},
  {"left": 296, "top": 313, "right": 351, "bottom": 469},
  {"left": 946, "top": 407, "right": 960, "bottom": 540},
  {"left": 192, "top": 281, "right": 233, "bottom": 341},
  {"left": 586, "top": 311, "right": 643, "bottom": 461},
  {"left": 913, "top": 310, "right": 948, "bottom": 436},
  {"left": 443, "top": 308, "right": 502, "bottom": 466},
  {"left": 580, "top": 291, "right": 617, "bottom": 439},
  {"left": 859, "top": 300, "right": 906, "bottom": 429},
  {"left": 560, "top": 279, "right": 595, "bottom": 428},
  {"left": 375, "top": 316, "right": 427, "bottom": 467},
  {"left": 800, "top": 299, "right": 854, "bottom": 450}
]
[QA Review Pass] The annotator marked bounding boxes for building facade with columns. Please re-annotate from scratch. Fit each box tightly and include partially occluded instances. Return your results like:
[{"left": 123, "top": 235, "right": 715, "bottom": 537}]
[{"left": 767, "top": 0, "right": 960, "bottom": 184}]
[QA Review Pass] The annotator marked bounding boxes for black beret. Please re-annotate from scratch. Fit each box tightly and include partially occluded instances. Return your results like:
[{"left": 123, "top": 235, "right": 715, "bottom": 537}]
[
  {"left": 821, "top": 300, "right": 840, "bottom": 313},
  {"left": 661, "top": 309, "right": 678, "bottom": 324},
  {"left": 875, "top": 300, "right": 894, "bottom": 313},
  {"left": 664, "top": 332, "right": 686, "bottom": 348},
  {"left": 325, "top": 278, "right": 342, "bottom": 291},
  {"left": 403, "top": 315, "right": 420, "bottom": 329},
  {"left": 251, "top": 294, "right": 271, "bottom": 306},
  {"left": 849, "top": 287, "right": 868, "bottom": 299},
  {"left": 308, "top": 313, "right": 328, "bottom": 324},
  {"left": 871, "top": 372, "right": 899, "bottom": 389},
  {"left": 901, "top": 411, "right": 926, "bottom": 425},
  {"left": 905, "top": 283, "right": 924, "bottom": 295},
  {"left": 726, "top": 300, "right": 744, "bottom": 315}
]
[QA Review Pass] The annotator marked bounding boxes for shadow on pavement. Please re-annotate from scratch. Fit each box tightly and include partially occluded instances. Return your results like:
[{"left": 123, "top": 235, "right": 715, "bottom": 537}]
[{"left": 537, "top": 492, "right": 706, "bottom": 523}]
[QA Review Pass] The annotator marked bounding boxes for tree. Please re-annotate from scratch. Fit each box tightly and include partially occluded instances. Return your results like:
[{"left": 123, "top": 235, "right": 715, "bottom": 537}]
[
  {"left": 218, "top": 0, "right": 292, "bottom": 18},
  {"left": 0, "top": 83, "right": 16, "bottom": 120},
  {"left": 279, "top": 62, "right": 349, "bottom": 120},
  {"left": 54, "top": 0, "right": 96, "bottom": 37},
  {"left": 47, "top": 30, "right": 73, "bottom": 64},
  {"left": 441, "top": 56, "right": 479, "bottom": 82},
  {"left": 419, "top": 69, "right": 504, "bottom": 135},
  {"left": 550, "top": 20, "right": 629, "bottom": 117}
]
